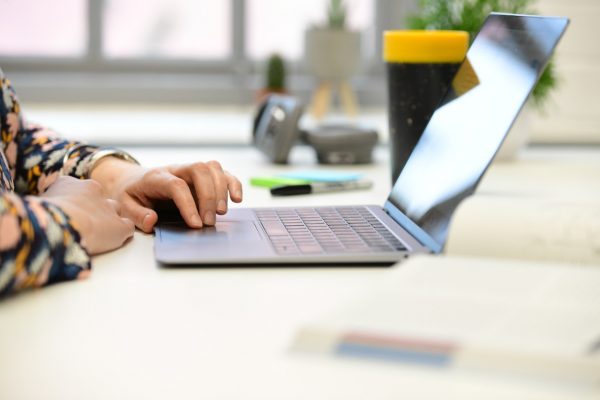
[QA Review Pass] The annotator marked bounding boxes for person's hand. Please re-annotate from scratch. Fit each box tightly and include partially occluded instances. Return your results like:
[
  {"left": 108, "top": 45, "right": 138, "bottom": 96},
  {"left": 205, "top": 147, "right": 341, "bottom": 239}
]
[
  {"left": 91, "top": 158, "right": 243, "bottom": 233},
  {"left": 40, "top": 176, "right": 135, "bottom": 255}
]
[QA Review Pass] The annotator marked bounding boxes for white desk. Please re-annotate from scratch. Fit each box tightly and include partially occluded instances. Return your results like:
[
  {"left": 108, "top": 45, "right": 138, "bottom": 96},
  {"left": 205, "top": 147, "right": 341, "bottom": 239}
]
[{"left": 1, "top": 145, "right": 599, "bottom": 400}]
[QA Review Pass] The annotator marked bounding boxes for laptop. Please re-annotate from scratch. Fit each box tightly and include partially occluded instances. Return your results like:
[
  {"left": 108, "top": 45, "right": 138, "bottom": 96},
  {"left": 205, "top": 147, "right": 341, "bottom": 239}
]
[{"left": 155, "top": 13, "right": 569, "bottom": 265}]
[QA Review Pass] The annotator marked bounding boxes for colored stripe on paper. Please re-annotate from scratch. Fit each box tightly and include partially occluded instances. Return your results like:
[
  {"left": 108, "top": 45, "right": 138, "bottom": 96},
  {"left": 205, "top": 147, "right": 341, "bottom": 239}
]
[{"left": 335, "top": 331, "right": 458, "bottom": 367}]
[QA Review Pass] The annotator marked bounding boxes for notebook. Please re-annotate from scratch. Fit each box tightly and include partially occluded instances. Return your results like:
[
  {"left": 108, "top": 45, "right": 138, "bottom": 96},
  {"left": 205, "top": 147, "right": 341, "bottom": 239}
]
[{"left": 154, "top": 13, "right": 569, "bottom": 265}]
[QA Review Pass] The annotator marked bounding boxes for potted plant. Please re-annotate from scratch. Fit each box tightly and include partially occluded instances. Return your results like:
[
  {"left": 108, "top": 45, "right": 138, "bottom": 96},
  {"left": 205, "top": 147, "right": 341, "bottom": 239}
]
[
  {"left": 407, "top": 0, "right": 558, "bottom": 159},
  {"left": 304, "top": 0, "right": 361, "bottom": 94},
  {"left": 257, "top": 53, "right": 288, "bottom": 103},
  {"left": 305, "top": 0, "right": 361, "bottom": 80}
]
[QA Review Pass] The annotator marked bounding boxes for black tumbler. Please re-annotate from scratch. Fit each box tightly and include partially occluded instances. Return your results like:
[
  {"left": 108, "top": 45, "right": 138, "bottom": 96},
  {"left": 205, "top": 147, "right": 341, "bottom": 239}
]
[{"left": 384, "top": 31, "right": 468, "bottom": 183}]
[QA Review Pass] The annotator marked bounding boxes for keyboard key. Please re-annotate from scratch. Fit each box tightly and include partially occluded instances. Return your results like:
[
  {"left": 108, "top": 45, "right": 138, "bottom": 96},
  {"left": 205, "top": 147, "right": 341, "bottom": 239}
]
[{"left": 261, "top": 220, "right": 288, "bottom": 236}]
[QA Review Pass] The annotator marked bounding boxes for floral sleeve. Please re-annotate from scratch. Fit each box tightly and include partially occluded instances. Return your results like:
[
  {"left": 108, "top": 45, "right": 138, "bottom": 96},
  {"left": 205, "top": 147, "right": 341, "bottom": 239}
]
[
  {"left": 1, "top": 68, "right": 96, "bottom": 297},
  {"left": 0, "top": 193, "right": 91, "bottom": 296},
  {"left": 1, "top": 70, "right": 99, "bottom": 195}
]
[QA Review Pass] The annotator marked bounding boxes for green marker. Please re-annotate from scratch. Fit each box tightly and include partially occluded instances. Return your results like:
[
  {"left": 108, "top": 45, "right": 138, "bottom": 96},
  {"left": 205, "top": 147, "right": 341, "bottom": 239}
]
[{"left": 250, "top": 176, "right": 310, "bottom": 189}]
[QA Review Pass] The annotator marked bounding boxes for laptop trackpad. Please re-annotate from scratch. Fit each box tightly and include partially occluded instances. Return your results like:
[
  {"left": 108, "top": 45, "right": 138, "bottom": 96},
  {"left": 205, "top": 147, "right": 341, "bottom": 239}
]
[{"left": 159, "top": 220, "right": 262, "bottom": 243}]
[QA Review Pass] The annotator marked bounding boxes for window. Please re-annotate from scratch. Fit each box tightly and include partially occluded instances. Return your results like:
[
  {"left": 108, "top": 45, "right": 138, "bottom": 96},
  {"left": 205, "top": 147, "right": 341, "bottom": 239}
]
[
  {"left": 103, "top": 0, "right": 231, "bottom": 60},
  {"left": 0, "top": 0, "right": 87, "bottom": 57},
  {"left": 0, "top": 0, "right": 414, "bottom": 104}
]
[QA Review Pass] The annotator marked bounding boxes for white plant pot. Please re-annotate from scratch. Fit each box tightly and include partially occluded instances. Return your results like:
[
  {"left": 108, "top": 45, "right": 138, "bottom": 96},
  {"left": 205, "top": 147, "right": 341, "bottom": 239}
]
[
  {"left": 304, "top": 28, "right": 361, "bottom": 81},
  {"left": 495, "top": 102, "right": 533, "bottom": 161}
]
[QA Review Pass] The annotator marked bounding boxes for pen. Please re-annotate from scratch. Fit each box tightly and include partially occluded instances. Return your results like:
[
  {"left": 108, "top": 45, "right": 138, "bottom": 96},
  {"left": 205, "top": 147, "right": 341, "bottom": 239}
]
[{"left": 270, "top": 180, "right": 373, "bottom": 196}]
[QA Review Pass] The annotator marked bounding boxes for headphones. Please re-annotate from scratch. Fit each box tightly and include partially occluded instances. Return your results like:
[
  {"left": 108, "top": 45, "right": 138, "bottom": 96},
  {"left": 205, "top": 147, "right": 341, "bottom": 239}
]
[{"left": 252, "top": 94, "right": 378, "bottom": 164}]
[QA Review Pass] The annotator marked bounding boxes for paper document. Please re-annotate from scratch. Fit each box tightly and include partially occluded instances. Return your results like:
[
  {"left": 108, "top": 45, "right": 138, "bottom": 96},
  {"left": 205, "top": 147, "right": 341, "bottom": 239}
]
[{"left": 292, "top": 255, "right": 600, "bottom": 384}]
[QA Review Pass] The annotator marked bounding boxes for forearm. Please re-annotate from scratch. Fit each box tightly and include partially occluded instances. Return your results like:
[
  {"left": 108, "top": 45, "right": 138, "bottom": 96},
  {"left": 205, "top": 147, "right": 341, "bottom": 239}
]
[
  {"left": 1, "top": 69, "right": 100, "bottom": 195},
  {"left": 13, "top": 127, "right": 99, "bottom": 194},
  {"left": 0, "top": 192, "right": 91, "bottom": 297}
]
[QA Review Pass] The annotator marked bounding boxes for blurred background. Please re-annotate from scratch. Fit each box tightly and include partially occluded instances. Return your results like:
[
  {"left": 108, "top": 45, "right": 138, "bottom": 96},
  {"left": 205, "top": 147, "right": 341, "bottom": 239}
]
[
  {"left": 0, "top": 0, "right": 597, "bottom": 146},
  {"left": 0, "top": 0, "right": 391, "bottom": 104}
]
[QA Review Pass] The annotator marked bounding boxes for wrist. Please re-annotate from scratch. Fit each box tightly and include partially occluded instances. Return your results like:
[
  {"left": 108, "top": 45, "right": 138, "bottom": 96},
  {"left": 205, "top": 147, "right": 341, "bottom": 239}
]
[{"left": 90, "top": 156, "right": 145, "bottom": 198}]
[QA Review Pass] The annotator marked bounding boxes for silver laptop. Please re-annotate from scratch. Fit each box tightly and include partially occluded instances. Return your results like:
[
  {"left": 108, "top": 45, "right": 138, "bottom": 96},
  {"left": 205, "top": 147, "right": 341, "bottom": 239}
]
[{"left": 155, "top": 13, "right": 569, "bottom": 265}]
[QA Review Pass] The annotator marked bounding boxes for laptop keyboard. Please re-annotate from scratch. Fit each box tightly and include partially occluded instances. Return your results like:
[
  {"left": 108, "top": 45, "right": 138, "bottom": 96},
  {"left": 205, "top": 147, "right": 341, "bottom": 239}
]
[{"left": 255, "top": 206, "right": 406, "bottom": 255}]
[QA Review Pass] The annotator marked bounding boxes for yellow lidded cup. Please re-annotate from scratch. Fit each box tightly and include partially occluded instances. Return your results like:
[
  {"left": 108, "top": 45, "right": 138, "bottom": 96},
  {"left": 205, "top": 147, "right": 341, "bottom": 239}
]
[{"left": 384, "top": 30, "right": 468, "bottom": 183}]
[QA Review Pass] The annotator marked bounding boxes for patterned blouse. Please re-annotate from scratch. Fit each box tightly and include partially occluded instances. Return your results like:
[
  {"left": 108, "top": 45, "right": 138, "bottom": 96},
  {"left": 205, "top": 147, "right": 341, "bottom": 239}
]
[{"left": 0, "top": 68, "right": 101, "bottom": 297}]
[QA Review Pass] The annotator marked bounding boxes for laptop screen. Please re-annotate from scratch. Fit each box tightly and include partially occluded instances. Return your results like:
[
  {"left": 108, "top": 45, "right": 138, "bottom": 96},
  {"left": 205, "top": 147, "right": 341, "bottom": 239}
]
[{"left": 385, "top": 13, "right": 569, "bottom": 251}]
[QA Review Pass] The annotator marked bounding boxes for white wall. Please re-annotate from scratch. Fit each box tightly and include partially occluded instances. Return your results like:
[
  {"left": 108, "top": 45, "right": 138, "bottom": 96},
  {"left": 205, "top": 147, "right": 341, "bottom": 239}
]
[{"left": 532, "top": 0, "right": 600, "bottom": 143}]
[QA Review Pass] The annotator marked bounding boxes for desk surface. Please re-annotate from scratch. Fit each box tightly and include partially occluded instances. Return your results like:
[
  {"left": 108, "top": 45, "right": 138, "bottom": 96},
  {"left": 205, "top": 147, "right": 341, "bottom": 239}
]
[{"left": 1, "top": 145, "right": 599, "bottom": 400}]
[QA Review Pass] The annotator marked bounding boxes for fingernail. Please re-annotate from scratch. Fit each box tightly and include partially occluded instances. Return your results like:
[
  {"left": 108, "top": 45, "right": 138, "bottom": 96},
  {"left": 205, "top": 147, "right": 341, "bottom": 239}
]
[
  {"left": 217, "top": 200, "right": 227, "bottom": 213},
  {"left": 234, "top": 190, "right": 242, "bottom": 200},
  {"left": 191, "top": 214, "right": 203, "bottom": 227},
  {"left": 142, "top": 213, "right": 151, "bottom": 230},
  {"left": 203, "top": 211, "right": 215, "bottom": 225}
]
